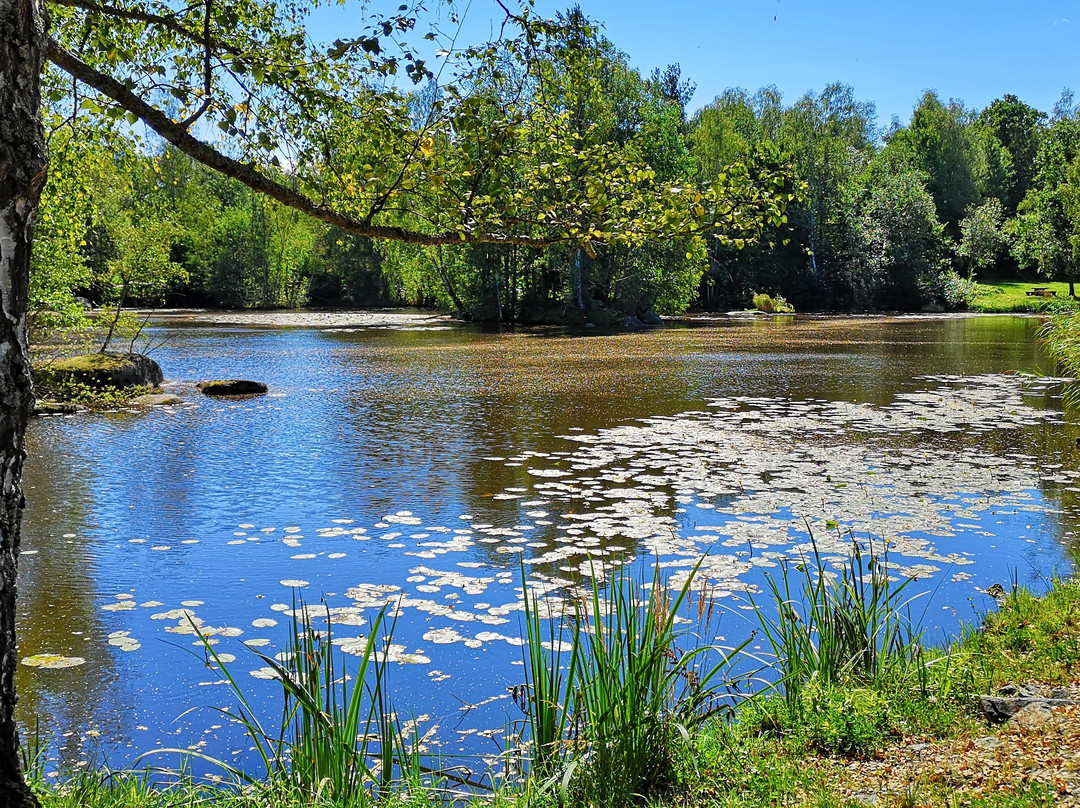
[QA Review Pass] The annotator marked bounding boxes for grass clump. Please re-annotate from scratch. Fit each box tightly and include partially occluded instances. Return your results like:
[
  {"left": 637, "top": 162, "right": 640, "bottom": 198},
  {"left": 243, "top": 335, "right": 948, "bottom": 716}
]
[
  {"left": 139, "top": 598, "right": 431, "bottom": 807},
  {"left": 1040, "top": 308, "right": 1080, "bottom": 379},
  {"left": 958, "top": 577, "right": 1080, "bottom": 688},
  {"left": 34, "top": 378, "right": 147, "bottom": 409},
  {"left": 721, "top": 533, "right": 958, "bottom": 760},
  {"left": 519, "top": 561, "right": 747, "bottom": 806},
  {"left": 751, "top": 534, "right": 923, "bottom": 697}
]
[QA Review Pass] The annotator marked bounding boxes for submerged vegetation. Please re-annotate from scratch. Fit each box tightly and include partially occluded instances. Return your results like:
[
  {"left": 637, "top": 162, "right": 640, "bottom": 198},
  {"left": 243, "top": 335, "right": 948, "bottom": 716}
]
[{"left": 28, "top": 541, "right": 1080, "bottom": 808}]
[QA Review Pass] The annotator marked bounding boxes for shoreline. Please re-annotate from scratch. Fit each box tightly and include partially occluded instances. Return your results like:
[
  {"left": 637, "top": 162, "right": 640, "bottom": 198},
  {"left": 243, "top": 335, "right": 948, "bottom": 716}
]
[{"left": 32, "top": 574, "right": 1080, "bottom": 808}]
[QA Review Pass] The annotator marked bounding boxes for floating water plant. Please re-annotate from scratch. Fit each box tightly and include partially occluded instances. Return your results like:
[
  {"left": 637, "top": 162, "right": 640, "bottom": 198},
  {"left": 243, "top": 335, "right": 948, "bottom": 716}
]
[{"left": 21, "top": 654, "right": 86, "bottom": 670}]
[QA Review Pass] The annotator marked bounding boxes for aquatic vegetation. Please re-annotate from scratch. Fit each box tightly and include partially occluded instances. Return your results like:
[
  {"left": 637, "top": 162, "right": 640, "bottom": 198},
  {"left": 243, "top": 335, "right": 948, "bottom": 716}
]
[
  {"left": 20, "top": 654, "right": 85, "bottom": 670},
  {"left": 518, "top": 561, "right": 749, "bottom": 805},
  {"left": 746, "top": 531, "right": 926, "bottom": 711},
  {"left": 751, "top": 292, "right": 795, "bottom": 314},
  {"left": 148, "top": 599, "right": 422, "bottom": 805}
]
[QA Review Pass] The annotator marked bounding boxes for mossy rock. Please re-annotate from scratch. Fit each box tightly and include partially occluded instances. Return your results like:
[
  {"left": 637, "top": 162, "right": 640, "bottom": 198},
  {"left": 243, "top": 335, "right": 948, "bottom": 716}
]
[
  {"left": 33, "top": 352, "right": 163, "bottom": 395},
  {"left": 197, "top": 379, "right": 268, "bottom": 396}
]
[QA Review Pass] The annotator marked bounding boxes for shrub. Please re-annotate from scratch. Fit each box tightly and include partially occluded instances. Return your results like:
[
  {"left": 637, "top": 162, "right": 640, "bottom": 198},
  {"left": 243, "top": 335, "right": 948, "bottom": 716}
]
[{"left": 751, "top": 292, "right": 795, "bottom": 314}]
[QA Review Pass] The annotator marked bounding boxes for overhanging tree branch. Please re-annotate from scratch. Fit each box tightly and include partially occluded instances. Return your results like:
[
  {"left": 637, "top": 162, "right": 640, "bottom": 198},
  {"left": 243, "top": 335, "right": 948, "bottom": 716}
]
[
  {"left": 50, "top": 0, "right": 240, "bottom": 55},
  {"left": 47, "top": 36, "right": 562, "bottom": 249}
]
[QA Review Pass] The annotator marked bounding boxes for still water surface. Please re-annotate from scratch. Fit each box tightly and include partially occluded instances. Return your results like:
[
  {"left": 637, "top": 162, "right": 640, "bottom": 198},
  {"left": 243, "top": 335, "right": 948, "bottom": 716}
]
[{"left": 17, "top": 313, "right": 1080, "bottom": 776}]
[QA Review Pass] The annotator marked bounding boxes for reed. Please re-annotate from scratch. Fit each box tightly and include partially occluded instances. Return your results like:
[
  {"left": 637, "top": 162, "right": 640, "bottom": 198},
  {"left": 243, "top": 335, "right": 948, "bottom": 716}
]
[
  {"left": 519, "top": 561, "right": 747, "bottom": 806},
  {"left": 147, "top": 597, "right": 420, "bottom": 805},
  {"left": 749, "top": 532, "right": 926, "bottom": 712}
]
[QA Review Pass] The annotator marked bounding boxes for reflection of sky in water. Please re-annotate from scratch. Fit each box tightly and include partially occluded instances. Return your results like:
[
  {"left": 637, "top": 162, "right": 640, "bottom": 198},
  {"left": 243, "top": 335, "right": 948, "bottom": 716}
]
[{"left": 17, "top": 315, "right": 1080, "bottom": 779}]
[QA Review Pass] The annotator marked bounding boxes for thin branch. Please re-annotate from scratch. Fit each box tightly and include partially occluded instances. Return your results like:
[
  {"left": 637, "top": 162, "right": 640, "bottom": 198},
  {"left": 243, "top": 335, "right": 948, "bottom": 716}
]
[
  {"left": 175, "top": 0, "right": 213, "bottom": 127},
  {"left": 50, "top": 0, "right": 242, "bottom": 55}
]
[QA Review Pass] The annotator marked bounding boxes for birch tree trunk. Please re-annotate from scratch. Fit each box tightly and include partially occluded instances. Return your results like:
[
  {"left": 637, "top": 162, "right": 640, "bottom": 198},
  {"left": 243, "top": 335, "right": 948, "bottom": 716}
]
[{"left": 0, "top": 0, "right": 47, "bottom": 804}]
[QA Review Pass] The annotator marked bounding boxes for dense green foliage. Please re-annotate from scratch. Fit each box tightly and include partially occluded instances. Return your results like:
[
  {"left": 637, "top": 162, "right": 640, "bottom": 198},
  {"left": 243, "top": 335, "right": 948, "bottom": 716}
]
[
  {"left": 34, "top": 1, "right": 791, "bottom": 337},
  {"left": 31, "top": 3, "right": 1080, "bottom": 327}
]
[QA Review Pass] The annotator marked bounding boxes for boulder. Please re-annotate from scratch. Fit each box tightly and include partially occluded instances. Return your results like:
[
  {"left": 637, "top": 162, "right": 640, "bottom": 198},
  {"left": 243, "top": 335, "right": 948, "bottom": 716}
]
[
  {"left": 33, "top": 352, "right": 163, "bottom": 392},
  {"left": 197, "top": 379, "right": 268, "bottom": 396},
  {"left": 979, "top": 684, "right": 1076, "bottom": 723},
  {"left": 640, "top": 310, "right": 663, "bottom": 325}
]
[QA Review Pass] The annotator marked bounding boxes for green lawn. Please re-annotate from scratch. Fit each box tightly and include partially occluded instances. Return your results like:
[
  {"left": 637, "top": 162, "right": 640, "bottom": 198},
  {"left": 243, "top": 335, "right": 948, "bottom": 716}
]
[{"left": 969, "top": 278, "right": 1077, "bottom": 312}]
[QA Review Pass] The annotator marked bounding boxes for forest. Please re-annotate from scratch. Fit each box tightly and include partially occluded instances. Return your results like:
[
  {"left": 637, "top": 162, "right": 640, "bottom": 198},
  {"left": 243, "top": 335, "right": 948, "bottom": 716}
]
[{"left": 28, "top": 7, "right": 1080, "bottom": 333}]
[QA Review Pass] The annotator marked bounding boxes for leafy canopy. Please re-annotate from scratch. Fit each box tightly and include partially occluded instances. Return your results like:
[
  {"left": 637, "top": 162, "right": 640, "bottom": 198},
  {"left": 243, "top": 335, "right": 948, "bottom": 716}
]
[{"left": 44, "top": 0, "right": 790, "bottom": 254}]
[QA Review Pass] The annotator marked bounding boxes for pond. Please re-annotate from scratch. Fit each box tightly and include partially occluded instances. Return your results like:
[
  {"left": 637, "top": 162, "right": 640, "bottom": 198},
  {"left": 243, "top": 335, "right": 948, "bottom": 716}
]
[{"left": 17, "top": 312, "right": 1080, "bottom": 780}]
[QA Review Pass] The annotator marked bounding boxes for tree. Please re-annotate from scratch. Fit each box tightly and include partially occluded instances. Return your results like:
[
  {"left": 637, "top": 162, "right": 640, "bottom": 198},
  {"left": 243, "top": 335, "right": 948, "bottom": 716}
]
[
  {"left": 0, "top": 4, "right": 47, "bottom": 805},
  {"left": 0, "top": 3, "right": 792, "bottom": 804},
  {"left": 1010, "top": 113, "right": 1080, "bottom": 296},
  {"left": 27, "top": 125, "right": 96, "bottom": 338},
  {"left": 958, "top": 198, "right": 1008, "bottom": 276},
  {"left": 1011, "top": 161, "right": 1080, "bottom": 296},
  {"left": 849, "top": 168, "right": 947, "bottom": 309},
  {"left": 978, "top": 94, "right": 1046, "bottom": 213},
  {"left": 888, "top": 91, "right": 980, "bottom": 235}
]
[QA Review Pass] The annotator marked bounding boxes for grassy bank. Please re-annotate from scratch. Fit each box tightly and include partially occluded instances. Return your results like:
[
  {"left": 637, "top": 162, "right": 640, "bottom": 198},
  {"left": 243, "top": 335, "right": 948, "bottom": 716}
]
[
  {"left": 968, "top": 279, "right": 1078, "bottom": 313},
  {"left": 30, "top": 548, "right": 1080, "bottom": 808}
]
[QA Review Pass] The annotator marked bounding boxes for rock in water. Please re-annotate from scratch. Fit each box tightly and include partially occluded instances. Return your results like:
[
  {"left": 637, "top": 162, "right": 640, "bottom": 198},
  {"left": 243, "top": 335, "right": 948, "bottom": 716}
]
[
  {"left": 134, "top": 393, "right": 184, "bottom": 406},
  {"left": 32, "top": 401, "right": 80, "bottom": 416},
  {"left": 197, "top": 380, "right": 268, "bottom": 396},
  {"left": 33, "top": 352, "right": 163, "bottom": 390}
]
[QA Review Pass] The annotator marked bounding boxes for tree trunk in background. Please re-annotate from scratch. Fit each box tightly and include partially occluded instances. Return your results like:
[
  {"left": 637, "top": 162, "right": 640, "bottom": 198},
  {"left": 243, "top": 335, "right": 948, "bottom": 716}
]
[{"left": 0, "top": 0, "right": 47, "bottom": 805}]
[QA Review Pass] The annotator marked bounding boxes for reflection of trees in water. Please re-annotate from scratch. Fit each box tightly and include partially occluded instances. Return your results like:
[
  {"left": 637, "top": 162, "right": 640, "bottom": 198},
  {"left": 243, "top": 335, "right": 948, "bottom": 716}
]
[
  {"left": 323, "top": 318, "right": 1074, "bottom": 582},
  {"left": 17, "top": 424, "right": 117, "bottom": 767}
]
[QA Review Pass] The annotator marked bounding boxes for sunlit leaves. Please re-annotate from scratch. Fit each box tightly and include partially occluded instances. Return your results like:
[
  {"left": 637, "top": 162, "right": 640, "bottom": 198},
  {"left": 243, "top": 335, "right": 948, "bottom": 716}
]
[{"left": 46, "top": 0, "right": 792, "bottom": 259}]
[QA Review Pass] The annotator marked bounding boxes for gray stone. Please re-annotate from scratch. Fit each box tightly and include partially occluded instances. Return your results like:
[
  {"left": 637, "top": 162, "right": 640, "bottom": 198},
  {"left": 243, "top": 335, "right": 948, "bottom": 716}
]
[
  {"left": 101, "top": 352, "right": 163, "bottom": 387},
  {"left": 134, "top": 393, "right": 183, "bottom": 406},
  {"left": 973, "top": 736, "right": 1002, "bottom": 750},
  {"left": 640, "top": 310, "right": 663, "bottom": 325},
  {"left": 33, "top": 352, "right": 163, "bottom": 391},
  {"left": 979, "top": 694, "right": 1075, "bottom": 724}
]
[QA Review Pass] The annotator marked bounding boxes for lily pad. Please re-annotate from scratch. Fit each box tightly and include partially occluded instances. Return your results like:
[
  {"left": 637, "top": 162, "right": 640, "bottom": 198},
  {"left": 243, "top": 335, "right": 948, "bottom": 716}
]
[{"left": 22, "top": 654, "right": 86, "bottom": 669}]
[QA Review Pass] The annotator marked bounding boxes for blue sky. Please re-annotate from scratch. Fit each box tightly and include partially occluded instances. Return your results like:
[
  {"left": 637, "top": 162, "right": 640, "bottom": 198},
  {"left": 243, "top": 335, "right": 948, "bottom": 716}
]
[{"left": 308, "top": 1, "right": 1078, "bottom": 127}]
